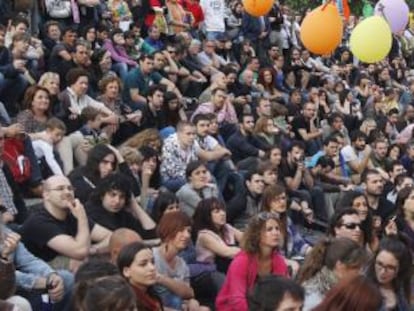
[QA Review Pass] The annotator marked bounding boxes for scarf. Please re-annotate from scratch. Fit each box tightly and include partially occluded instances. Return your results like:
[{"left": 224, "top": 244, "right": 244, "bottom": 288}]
[{"left": 132, "top": 285, "right": 162, "bottom": 311}]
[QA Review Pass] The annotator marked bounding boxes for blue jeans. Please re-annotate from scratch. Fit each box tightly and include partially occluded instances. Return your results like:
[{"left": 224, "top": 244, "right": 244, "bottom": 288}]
[
  {"left": 0, "top": 73, "right": 29, "bottom": 116},
  {"left": 17, "top": 270, "right": 74, "bottom": 311},
  {"left": 162, "top": 176, "right": 186, "bottom": 193},
  {"left": 205, "top": 31, "right": 225, "bottom": 41},
  {"left": 111, "top": 62, "right": 129, "bottom": 81}
]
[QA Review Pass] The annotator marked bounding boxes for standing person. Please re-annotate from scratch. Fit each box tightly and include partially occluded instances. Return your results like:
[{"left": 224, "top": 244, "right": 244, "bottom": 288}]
[
  {"left": 199, "top": 0, "right": 226, "bottom": 40},
  {"left": 117, "top": 241, "right": 163, "bottom": 311},
  {"left": 366, "top": 237, "right": 412, "bottom": 311},
  {"left": 216, "top": 212, "right": 288, "bottom": 311}
]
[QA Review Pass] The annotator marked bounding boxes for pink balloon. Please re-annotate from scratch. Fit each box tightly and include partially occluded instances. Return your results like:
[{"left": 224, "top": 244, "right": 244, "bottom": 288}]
[{"left": 375, "top": 0, "right": 409, "bottom": 33}]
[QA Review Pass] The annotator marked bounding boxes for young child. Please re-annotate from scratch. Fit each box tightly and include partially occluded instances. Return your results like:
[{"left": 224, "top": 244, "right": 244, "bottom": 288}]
[
  {"left": 32, "top": 117, "right": 66, "bottom": 177},
  {"left": 74, "top": 106, "right": 109, "bottom": 165}
]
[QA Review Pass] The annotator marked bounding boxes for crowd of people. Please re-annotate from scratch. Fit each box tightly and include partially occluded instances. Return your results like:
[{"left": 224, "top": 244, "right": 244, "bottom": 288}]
[{"left": 1, "top": 0, "right": 414, "bottom": 310}]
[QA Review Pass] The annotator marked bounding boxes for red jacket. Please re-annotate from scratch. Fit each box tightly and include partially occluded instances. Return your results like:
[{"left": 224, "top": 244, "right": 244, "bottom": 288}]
[{"left": 216, "top": 250, "right": 288, "bottom": 311}]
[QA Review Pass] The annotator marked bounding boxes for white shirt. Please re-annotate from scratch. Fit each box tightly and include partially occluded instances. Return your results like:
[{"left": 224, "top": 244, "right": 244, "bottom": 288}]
[
  {"left": 200, "top": 0, "right": 225, "bottom": 32},
  {"left": 32, "top": 140, "right": 64, "bottom": 176}
]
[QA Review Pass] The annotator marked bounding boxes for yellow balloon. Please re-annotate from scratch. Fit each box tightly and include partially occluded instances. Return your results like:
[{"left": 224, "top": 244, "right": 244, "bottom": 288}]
[{"left": 350, "top": 16, "right": 392, "bottom": 63}]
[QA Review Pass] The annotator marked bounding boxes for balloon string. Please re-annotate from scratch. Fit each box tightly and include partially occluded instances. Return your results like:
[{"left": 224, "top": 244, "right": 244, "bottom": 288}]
[
  {"left": 377, "top": 3, "right": 386, "bottom": 19},
  {"left": 322, "top": 0, "right": 334, "bottom": 10}
]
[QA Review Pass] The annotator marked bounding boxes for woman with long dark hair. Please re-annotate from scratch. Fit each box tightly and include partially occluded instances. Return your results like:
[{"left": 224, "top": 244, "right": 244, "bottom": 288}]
[
  {"left": 69, "top": 144, "right": 128, "bottom": 203},
  {"left": 261, "top": 185, "right": 311, "bottom": 260},
  {"left": 117, "top": 241, "right": 163, "bottom": 311},
  {"left": 193, "top": 198, "right": 242, "bottom": 273},
  {"left": 366, "top": 237, "right": 412, "bottom": 311}
]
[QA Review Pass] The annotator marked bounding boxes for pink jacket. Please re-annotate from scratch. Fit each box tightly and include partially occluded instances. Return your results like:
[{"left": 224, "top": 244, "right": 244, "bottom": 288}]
[
  {"left": 215, "top": 250, "right": 288, "bottom": 311},
  {"left": 103, "top": 39, "right": 137, "bottom": 67}
]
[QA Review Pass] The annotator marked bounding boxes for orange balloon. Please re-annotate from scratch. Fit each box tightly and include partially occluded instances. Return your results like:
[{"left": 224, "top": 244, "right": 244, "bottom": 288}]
[
  {"left": 242, "top": 0, "right": 274, "bottom": 17},
  {"left": 300, "top": 3, "right": 343, "bottom": 55}
]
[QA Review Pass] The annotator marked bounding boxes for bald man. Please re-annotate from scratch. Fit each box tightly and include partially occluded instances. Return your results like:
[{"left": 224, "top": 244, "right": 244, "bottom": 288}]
[
  {"left": 20, "top": 176, "right": 112, "bottom": 262},
  {"left": 109, "top": 228, "right": 142, "bottom": 263}
]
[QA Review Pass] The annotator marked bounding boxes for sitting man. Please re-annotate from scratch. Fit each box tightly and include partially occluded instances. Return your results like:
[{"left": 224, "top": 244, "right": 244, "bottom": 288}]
[
  {"left": 20, "top": 176, "right": 112, "bottom": 263},
  {"left": 328, "top": 208, "right": 362, "bottom": 245},
  {"left": 161, "top": 120, "right": 227, "bottom": 192},
  {"left": 227, "top": 113, "right": 269, "bottom": 164},
  {"left": 0, "top": 215, "right": 73, "bottom": 311},
  {"left": 227, "top": 169, "right": 265, "bottom": 230},
  {"left": 193, "top": 113, "right": 234, "bottom": 192},
  {"left": 291, "top": 102, "right": 323, "bottom": 156}
]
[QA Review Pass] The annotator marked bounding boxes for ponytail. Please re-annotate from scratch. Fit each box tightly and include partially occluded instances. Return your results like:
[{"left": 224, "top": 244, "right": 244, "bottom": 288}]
[
  {"left": 297, "top": 237, "right": 366, "bottom": 284},
  {"left": 297, "top": 237, "right": 331, "bottom": 284}
]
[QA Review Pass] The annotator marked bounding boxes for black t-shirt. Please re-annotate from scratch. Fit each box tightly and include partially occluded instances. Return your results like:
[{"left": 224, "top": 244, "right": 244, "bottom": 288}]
[
  {"left": 85, "top": 202, "right": 157, "bottom": 240},
  {"left": 371, "top": 197, "right": 396, "bottom": 224},
  {"left": 291, "top": 115, "right": 310, "bottom": 141},
  {"left": 19, "top": 205, "right": 95, "bottom": 262}
]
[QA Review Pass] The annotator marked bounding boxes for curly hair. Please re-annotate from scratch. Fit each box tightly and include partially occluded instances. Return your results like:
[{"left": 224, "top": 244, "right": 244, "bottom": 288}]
[
  {"left": 241, "top": 212, "right": 281, "bottom": 255},
  {"left": 122, "top": 128, "right": 162, "bottom": 152}
]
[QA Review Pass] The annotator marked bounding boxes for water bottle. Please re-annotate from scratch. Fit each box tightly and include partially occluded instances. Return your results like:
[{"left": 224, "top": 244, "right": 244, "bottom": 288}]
[{"left": 41, "top": 294, "right": 54, "bottom": 311}]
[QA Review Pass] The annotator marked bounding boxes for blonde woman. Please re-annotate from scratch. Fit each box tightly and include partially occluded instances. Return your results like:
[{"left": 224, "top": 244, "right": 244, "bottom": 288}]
[{"left": 38, "top": 72, "right": 60, "bottom": 114}]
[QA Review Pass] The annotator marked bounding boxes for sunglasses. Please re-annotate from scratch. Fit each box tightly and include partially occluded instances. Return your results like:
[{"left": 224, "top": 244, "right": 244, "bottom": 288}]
[
  {"left": 341, "top": 222, "right": 361, "bottom": 230},
  {"left": 258, "top": 211, "right": 279, "bottom": 221}
]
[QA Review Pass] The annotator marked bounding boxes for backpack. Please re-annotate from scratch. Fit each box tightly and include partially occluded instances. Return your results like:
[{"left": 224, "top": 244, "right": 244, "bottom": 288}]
[
  {"left": 45, "top": 0, "right": 72, "bottom": 18},
  {"left": 2, "top": 138, "right": 31, "bottom": 184}
]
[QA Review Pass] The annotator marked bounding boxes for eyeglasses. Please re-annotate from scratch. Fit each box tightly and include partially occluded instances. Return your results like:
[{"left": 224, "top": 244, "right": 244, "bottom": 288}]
[
  {"left": 49, "top": 185, "right": 75, "bottom": 192},
  {"left": 258, "top": 211, "right": 279, "bottom": 221},
  {"left": 341, "top": 222, "right": 361, "bottom": 230},
  {"left": 375, "top": 260, "right": 398, "bottom": 273}
]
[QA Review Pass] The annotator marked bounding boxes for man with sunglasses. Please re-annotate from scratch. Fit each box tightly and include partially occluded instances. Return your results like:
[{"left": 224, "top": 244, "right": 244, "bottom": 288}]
[{"left": 329, "top": 208, "right": 362, "bottom": 244}]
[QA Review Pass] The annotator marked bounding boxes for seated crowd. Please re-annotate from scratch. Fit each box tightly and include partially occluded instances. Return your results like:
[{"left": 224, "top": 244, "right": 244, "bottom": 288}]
[{"left": 1, "top": 0, "right": 414, "bottom": 310}]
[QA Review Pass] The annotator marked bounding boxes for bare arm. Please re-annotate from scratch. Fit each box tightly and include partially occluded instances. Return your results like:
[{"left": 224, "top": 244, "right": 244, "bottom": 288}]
[
  {"left": 157, "top": 273, "right": 194, "bottom": 299},
  {"left": 47, "top": 200, "right": 90, "bottom": 260},
  {"left": 130, "top": 199, "right": 156, "bottom": 230},
  {"left": 130, "top": 88, "right": 147, "bottom": 104},
  {"left": 199, "top": 232, "right": 240, "bottom": 258}
]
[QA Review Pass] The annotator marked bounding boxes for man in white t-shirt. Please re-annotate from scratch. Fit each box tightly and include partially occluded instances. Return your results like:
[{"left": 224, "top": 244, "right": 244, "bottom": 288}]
[
  {"left": 193, "top": 113, "right": 234, "bottom": 192},
  {"left": 340, "top": 130, "right": 371, "bottom": 183},
  {"left": 199, "top": 0, "right": 225, "bottom": 40}
]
